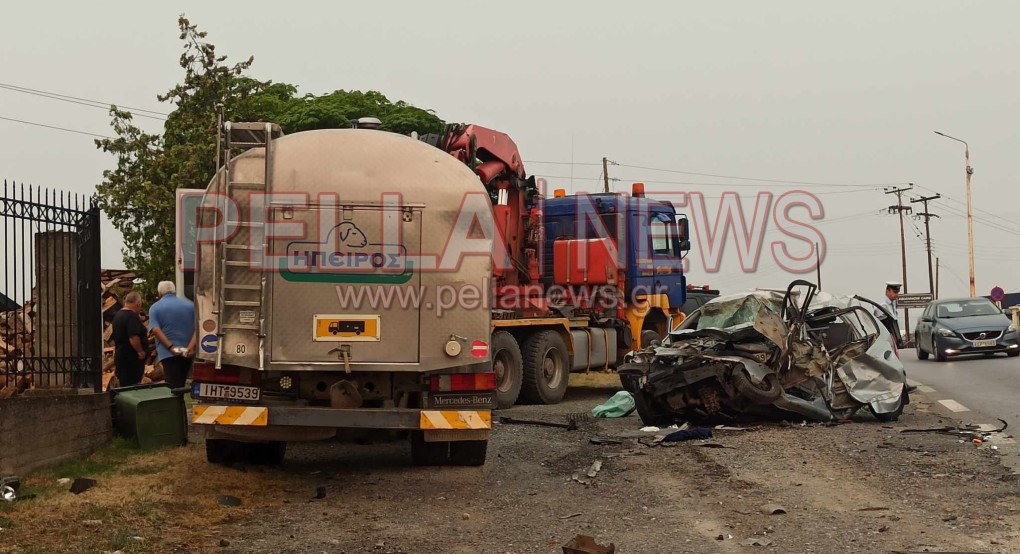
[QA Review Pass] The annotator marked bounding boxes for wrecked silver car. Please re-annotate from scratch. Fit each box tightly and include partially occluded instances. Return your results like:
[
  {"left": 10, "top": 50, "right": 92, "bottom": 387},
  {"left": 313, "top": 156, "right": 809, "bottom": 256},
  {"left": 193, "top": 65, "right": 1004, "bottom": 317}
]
[{"left": 619, "top": 280, "right": 908, "bottom": 424}]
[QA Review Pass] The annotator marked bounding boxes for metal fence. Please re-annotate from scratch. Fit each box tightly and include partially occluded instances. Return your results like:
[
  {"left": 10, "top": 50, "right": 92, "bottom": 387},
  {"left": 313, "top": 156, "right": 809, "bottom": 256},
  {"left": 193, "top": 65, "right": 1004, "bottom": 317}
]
[{"left": 0, "top": 181, "right": 102, "bottom": 393}]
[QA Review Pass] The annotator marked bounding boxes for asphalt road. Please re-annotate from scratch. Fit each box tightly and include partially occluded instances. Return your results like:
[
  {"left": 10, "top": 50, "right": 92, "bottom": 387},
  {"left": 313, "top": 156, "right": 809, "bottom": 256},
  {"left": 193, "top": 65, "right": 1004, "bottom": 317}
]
[{"left": 903, "top": 349, "right": 1020, "bottom": 432}]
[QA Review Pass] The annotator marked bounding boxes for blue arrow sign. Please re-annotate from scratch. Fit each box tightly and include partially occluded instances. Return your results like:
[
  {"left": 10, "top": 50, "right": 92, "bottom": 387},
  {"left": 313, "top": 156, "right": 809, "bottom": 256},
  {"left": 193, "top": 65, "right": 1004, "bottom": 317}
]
[{"left": 200, "top": 334, "right": 219, "bottom": 354}]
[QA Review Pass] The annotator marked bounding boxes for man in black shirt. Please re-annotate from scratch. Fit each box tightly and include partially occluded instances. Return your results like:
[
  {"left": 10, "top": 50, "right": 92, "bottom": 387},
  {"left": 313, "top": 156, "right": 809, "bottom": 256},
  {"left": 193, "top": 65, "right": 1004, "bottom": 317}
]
[{"left": 112, "top": 291, "right": 148, "bottom": 387}]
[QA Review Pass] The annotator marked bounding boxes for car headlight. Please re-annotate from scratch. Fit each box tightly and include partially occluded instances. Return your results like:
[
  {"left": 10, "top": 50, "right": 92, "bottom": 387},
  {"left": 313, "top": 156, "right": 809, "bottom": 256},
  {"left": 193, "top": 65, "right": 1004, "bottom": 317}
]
[
  {"left": 1008, "top": 324, "right": 1017, "bottom": 333},
  {"left": 937, "top": 328, "right": 956, "bottom": 337}
]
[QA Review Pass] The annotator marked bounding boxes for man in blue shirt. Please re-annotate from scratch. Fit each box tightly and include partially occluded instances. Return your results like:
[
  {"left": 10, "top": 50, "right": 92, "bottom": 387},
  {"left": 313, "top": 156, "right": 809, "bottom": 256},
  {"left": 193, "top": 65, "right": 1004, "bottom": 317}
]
[{"left": 149, "top": 281, "right": 196, "bottom": 389}]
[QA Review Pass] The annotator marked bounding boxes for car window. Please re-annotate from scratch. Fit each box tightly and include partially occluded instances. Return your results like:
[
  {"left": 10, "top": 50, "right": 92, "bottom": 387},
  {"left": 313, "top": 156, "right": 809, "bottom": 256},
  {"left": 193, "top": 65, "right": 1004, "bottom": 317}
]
[{"left": 936, "top": 299, "right": 1000, "bottom": 318}]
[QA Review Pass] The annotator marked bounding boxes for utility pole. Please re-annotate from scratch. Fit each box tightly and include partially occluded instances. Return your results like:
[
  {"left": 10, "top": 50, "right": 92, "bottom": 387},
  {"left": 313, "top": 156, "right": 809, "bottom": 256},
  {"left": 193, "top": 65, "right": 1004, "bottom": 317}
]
[
  {"left": 815, "top": 242, "right": 821, "bottom": 290},
  {"left": 602, "top": 157, "right": 611, "bottom": 193},
  {"left": 886, "top": 184, "right": 913, "bottom": 340},
  {"left": 934, "top": 131, "right": 975, "bottom": 297},
  {"left": 910, "top": 193, "right": 941, "bottom": 298},
  {"left": 936, "top": 257, "right": 940, "bottom": 298}
]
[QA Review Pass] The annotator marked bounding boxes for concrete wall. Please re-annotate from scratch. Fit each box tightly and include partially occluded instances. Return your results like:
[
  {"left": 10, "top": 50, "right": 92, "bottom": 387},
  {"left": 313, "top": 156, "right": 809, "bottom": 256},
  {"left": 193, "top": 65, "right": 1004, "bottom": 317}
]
[{"left": 0, "top": 392, "right": 112, "bottom": 475}]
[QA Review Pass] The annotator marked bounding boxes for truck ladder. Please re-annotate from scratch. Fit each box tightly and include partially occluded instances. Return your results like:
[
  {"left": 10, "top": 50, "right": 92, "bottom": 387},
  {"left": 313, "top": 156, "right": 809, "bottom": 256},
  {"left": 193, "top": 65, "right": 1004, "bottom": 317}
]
[{"left": 213, "top": 122, "right": 284, "bottom": 370}]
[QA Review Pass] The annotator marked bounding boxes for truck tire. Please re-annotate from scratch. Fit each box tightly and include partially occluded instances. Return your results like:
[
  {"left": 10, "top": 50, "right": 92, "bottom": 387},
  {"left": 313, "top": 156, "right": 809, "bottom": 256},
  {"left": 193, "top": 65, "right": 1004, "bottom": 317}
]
[
  {"left": 206, "top": 439, "right": 241, "bottom": 464},
  {"left": 449, "top": 440, "right": 488, "bottom": 466},
  {"left": 410, "top": 432, "right": 450, "bottom": 466},
  {"left": 520, "top": 331, "right": 570, "bottom": 405},
  {"left": 491, "top": 331, "right": 523, "bottom": 409},
  {"left": 249, "top": 442, "right": 286, "bottom": 466}
]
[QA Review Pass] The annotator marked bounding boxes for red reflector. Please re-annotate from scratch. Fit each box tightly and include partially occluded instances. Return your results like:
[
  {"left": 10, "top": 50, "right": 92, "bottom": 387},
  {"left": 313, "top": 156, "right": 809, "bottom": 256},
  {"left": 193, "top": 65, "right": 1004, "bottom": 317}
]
[
  {"left": 430, "top": 372, "right": 496, "bottom": 392},
  {"left": 192, "top": 362, "right": 240, "bottom": 384},
  {"left": 471, "top": 340, "right": 489, "bottom": 358}
]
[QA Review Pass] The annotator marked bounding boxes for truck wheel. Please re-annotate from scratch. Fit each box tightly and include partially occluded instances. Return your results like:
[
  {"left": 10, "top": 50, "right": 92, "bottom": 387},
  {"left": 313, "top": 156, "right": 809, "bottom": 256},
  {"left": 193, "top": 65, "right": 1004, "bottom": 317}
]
[
  {"left": 410, "top": 432, "right": 450, "bottom": 466},
  {"left": 206, "top": 439, "right": 241, "bottom": 464},
  {"left": 520, "top": 331, "right": 570, "bottom": 405},
  {"left": 249, "top": 442, "right": 287, "bottom": 466},
  {"left": 449, "top": 440, "right": 488, "bottom": 466},
  {"left": 491, "top": 331, "right": 523, "bottom": 409}
]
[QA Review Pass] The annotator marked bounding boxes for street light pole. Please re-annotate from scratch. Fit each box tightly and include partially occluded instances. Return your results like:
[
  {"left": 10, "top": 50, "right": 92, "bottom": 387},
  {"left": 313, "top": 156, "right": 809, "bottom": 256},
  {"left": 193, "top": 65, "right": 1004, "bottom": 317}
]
[{"left": 934, "top": 131, "right": 976, "bottom": 297}]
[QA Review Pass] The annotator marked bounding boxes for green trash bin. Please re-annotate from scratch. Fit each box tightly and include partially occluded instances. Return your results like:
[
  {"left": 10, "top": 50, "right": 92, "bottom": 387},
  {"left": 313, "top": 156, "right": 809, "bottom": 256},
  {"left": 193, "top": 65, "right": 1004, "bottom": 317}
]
[{"left": 113, "top": 383, "right": 187, "bottom": 449}]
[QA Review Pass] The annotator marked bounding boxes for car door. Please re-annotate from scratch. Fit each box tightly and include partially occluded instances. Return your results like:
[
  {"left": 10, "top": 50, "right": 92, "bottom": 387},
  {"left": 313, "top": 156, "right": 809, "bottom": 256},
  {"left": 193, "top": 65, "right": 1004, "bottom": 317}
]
[{"left": 917, "top": 304, "right": 933, "bottom": 350}]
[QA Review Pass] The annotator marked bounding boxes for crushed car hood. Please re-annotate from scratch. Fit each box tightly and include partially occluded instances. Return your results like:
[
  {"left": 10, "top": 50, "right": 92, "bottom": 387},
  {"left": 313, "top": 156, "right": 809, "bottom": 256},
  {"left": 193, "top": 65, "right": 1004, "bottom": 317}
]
[{"left": 625, "top": 282, "right": 907, "bottom": 422}]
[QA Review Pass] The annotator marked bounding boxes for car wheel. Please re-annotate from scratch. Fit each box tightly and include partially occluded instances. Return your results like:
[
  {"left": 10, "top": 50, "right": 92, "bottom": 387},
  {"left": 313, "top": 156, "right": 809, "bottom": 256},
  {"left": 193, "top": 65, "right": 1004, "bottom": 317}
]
[
  {"left": 933, "top": 335, "right": 947, "bottom": 362},
  {"left": 916, "top": 334, "right": 929, "bottom": 360},
  {"left": 731, "top": 368, "right": 783, "bottom": 404},
  {"left": 640, "top": 330, "right": 661, "bottom": 348},
  {"left": 871, "top": 387, "right": 907, "bottom": 422}
]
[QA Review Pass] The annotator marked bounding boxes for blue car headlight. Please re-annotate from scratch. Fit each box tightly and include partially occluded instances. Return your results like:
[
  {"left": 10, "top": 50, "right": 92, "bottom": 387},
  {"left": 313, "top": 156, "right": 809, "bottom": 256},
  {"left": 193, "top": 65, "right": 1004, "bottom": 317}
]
[{"left": 937, "top": 328, "right": 956, "bottom": 338}]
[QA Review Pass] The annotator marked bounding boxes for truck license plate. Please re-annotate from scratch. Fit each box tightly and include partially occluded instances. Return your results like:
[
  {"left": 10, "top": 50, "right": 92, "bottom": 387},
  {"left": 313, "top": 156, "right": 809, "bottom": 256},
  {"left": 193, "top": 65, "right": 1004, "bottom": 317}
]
[
  {"left": 194, "top": 383, "right": 261, "bottom": 402},
  {"left": 973, "top": 339, "right": 996, "bottom": 348}
]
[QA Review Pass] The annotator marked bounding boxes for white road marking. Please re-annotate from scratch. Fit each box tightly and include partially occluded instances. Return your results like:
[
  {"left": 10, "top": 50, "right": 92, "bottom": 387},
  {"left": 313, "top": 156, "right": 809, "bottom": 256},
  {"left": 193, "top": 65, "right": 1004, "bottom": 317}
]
[
  {"left": 917, "top": 385, "right": 937, "bottom": 393},
  {"left": 938, "top": 399, "right": 971, "bottom": 413},
  {"left": 907, "top": 378, "right": 923, "bottom": 388}
]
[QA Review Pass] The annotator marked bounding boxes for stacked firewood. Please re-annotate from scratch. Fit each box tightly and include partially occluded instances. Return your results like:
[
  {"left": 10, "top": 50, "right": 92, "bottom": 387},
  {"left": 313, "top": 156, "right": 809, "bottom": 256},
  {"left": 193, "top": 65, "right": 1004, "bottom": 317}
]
[
  {"left": 101, "top": 274, "right": 164, "bottom": 391},
  {"left": 0, "top": 299, "right": 35, "bottom": 398},
  {"left": 0, "top": 270, "right": 166, "bottom": 397}
]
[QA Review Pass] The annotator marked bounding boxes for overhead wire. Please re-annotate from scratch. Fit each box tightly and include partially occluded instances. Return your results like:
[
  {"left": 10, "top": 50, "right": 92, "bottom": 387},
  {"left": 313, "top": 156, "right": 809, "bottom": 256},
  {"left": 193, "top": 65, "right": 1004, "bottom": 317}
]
[
  {"left": 0, "top": 115, "right": 113, "bottom": 139},
  {"left": 0, "top": 82, "right": 169, "bottom": 117}
]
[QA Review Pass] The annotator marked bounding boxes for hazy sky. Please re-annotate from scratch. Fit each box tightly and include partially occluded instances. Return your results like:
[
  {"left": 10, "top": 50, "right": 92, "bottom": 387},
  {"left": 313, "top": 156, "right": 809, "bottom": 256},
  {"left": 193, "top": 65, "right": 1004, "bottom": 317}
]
[{"left": 2, "top": 1, "right": 1019, "bottom": 308}]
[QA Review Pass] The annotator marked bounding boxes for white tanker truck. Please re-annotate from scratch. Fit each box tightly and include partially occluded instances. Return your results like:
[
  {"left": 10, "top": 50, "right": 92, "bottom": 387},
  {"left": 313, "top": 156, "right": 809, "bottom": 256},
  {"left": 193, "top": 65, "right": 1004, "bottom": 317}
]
[{"left": 178, "top": 121, "right": 496, "bottom": 466}]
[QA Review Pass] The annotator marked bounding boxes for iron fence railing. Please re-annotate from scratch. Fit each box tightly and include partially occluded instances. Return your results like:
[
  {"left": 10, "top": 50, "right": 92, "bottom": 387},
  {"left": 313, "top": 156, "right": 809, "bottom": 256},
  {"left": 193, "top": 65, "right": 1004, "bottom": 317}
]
[{"left": 0, "top": 181, "right": 101, "bottom": 394}]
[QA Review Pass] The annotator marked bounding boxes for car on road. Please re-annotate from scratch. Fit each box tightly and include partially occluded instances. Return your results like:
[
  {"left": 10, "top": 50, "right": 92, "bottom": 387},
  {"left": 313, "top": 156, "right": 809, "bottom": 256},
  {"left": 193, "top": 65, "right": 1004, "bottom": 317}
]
[{"left": 914, "top": 297, "right": 1020, "bottom": 361}]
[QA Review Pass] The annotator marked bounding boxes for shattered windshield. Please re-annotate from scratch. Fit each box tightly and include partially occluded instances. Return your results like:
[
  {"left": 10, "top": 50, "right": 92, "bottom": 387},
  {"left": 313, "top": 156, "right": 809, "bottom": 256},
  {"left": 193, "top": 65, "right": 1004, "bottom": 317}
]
[{"left": 696, "top": 292, "right": 784, "bottom": 330}]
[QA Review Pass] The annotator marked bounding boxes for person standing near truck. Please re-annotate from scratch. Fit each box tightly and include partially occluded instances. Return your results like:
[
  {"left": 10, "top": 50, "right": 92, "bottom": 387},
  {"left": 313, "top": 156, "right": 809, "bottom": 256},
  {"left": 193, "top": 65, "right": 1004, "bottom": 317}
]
[
  {"left": 149, "top": 281, "right": 197, "bottom": 389},
  {"left": 112, "top": 291, "right": 148, "bottom": 387}
]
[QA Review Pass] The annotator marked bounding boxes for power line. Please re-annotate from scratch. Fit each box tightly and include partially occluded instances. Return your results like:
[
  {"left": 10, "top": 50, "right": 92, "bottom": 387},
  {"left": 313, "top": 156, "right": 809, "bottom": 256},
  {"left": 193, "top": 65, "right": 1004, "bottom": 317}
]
[
  {"left": 527, "top": 159, "right": 909, "bottom": 189},
  {"left": 0, "top": 115, "right": 113, "bottom": 139},
  {"left": 0, "top": 82, "right": 169, "bottom": 117}
]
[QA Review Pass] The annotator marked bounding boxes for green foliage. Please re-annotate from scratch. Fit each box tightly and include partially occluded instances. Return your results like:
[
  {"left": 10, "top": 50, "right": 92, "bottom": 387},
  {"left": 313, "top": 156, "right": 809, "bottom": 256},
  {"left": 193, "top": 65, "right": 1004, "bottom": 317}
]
[{"left": 96, "top": 16, "right": 444, "bottom": 297}]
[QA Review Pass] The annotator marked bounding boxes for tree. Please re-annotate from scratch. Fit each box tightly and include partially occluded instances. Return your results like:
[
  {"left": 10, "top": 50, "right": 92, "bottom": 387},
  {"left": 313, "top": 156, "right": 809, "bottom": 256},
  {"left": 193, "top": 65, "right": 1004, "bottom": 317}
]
[{"left": 96, "top": 16, "right": 445, "bottom": 298}]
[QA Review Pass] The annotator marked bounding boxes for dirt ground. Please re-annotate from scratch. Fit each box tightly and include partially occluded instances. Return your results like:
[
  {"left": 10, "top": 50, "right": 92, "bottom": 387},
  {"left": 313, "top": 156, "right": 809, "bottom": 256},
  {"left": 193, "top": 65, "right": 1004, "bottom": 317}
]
[{"left": 4, "top": 375, "right": 1020, "bottom": 554}]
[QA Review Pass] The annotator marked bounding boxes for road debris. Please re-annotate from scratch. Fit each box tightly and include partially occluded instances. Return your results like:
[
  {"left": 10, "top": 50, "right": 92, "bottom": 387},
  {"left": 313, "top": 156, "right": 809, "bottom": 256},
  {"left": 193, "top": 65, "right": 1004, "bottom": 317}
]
[
  {"left": 590, "top": 391, "right": 635, "bottom": 418},
  {"left": 586, "top": 459, "right": 603, "bottom": 479},
  {"left": 313, "top": 486, "right": 327, "bottom": 500},
  {"left": 562, "top": 534, "right": 615, "bottom": 554},
  {"left": 662, "top": 427, "right": 712, "bottom": 442},
  {"left": 559, "top": 513, "right": 583, "bottom": 520},
  {"left": 0, "top": 486, "right": 14, "bottom": 502},
  {"left": 216, "top": 495, "right": 242, "bottom": 507},
  {"left": 619, "top": 281, "right": 909, "bottom": 424},
  {"left": 69, "top": 478, "right": 96, "bottom": 495},
  {"left": 740, "top": 537, "right": 775, "bottom": 547},
  {"left": 499, "top": 416, "right": 577, "bottom": 431},
  {"left": 760, "top": 503, "right": 787, "bottom": 515}
]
